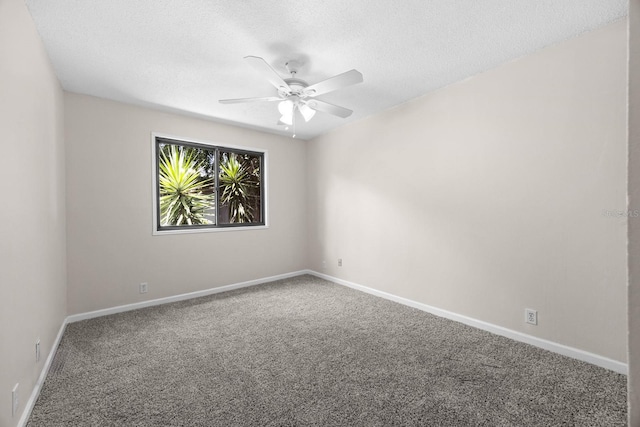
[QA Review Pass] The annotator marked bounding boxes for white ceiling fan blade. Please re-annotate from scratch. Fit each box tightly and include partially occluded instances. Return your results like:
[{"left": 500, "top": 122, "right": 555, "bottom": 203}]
[
  {"left": 303, "top": 69, "right": 363, "bottom": 97},
  {"left": 219, "top": 96, "right": 281, "bottom": 104},
  {"left": 298, "top": 103, "right": 316, "bottom": 122},
  {"left": 244, "top": 56, "right": 291, "bottom": 93},
  {"left": 306, "top": 99, "right": 353, "bottom": 118}
]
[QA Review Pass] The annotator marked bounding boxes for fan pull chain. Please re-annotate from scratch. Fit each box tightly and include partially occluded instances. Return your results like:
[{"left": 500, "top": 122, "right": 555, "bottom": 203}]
[{"left": 292, "top": 107, "right": 296, "bottom": 138}]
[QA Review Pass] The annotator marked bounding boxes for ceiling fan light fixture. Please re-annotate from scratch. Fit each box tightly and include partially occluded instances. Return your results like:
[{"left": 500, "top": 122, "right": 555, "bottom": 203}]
[
  {"left": 278, "top": 99, "right": 293, "bottom": 115},
  {"left": 279, "top": 114, "right": 293, "bottom": 126},
  {"left": 278, "top": 100, "right": 294, "bottom": 125},
  {"left": 299, "top": 103, "right": 316, "bottom": 122}
]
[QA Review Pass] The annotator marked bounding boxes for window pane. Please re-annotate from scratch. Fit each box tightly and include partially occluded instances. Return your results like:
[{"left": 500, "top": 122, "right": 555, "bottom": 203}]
[
  {"left": 157, "top": 142, "right": 216, "bottom": 227},
  {"left": 218, "top": 150, "right": 262, "bottom": 225}
]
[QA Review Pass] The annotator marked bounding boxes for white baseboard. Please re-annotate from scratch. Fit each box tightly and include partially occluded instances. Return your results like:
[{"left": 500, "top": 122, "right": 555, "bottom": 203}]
[
  {"left": 67, "top": 270, "right": 308, "bottom": 323},
  {"left": 18, "top": 319, "right": 67, "bottom": 427},
  {"left": 305, "top": 270, "right": 628, "bottom": 375}
]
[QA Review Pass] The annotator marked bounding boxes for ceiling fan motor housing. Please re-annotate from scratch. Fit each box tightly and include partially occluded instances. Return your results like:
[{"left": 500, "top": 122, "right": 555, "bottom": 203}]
[{"left": 280, "top": 78, "right": 309, "bottom": 98}]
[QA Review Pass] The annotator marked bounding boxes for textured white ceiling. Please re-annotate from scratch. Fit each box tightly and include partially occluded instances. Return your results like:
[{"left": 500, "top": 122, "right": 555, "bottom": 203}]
[{"left": 26, "top": 1, "right": 627, "bottom": 140}]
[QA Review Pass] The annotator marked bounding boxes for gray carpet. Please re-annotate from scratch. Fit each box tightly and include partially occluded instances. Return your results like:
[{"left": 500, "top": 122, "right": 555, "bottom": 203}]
[{"left": 27, "top": 275, "right": 626, "bottom": 426}]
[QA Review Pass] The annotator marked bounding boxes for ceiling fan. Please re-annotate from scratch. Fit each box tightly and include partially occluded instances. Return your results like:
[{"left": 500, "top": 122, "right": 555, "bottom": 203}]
[{"left": 219, "top": 56, "right": 363, "bottom": 131}]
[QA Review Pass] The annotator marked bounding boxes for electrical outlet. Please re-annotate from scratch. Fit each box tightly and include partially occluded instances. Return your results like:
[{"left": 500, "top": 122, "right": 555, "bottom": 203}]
[
  {"left": 525, "top": 308, "right": 538, "bottom": 325},
  {"left": 322, "top": 260, "right": 326, "bottom": 271},
  {"left": 36, "top": 339, "right": 41, "bottom": 362},
  {"left": 338, "top": 258, "right": 343, "bottom": 267},
  {"left": 139, "top": 282, "right": 148, "bottom": 294},
  {"left": 12, "top": 383, "right": 18, "bottom": 417}
]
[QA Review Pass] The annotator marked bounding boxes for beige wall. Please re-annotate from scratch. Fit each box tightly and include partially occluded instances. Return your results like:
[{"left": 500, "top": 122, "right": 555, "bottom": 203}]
[
  {"left": 629, "top": 0, "right": 640, "bottom": 424},
  {"left": 64, "top": 94, "right": 308, "bottom": 314},
  {"left": 308, "top": 20, "right": 628, "bottom": 362},
  {"left": 0, "top": 0, "right": 67, "bottom": 425}
]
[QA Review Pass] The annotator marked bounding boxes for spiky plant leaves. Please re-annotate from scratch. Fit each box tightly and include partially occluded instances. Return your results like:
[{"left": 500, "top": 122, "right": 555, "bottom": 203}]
[
  {"left": 158, "top": 145, "right": 214, "bottom": 226},
  {"left": 219, "top": 153, "right": 257, "bottom": 223}
]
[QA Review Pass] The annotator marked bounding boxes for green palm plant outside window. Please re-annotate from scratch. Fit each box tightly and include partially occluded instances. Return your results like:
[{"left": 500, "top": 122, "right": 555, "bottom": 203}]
[
  {"left": 158, "top": 144, "right": 215, "bottom": 226},
  {"left": 219, "top": 152, "right": 260, "bottom": 223}
]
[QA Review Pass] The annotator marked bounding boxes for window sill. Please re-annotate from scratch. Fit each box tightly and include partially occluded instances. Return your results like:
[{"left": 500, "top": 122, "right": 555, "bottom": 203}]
[{"left": 152, "top": 225, "right": 269, "bottom": 236}]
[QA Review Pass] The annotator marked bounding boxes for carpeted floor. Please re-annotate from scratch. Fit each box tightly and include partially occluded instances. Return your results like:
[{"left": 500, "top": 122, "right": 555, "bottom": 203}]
[{"left": 27, "top": 275, "right": 626, "bottom": 426}]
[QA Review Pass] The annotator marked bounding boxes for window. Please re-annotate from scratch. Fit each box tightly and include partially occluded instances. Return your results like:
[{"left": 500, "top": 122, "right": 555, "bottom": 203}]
[{"left": 152, "top": 134, "right": 266, "bottom": 233}]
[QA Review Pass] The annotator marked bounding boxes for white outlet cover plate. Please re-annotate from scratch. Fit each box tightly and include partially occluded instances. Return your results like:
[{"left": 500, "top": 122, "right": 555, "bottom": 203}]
[{"left": 525, "top": 309, "right": 538, "bottom": 325}]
